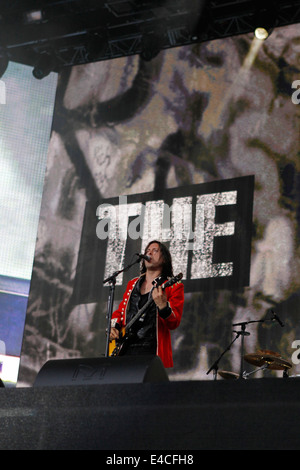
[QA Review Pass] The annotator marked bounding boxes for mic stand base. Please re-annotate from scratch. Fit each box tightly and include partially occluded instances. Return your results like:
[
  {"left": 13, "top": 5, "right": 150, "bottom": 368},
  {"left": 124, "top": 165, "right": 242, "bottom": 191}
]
[{"left": 206, "top": 333, "right": 241, "bottom": 379}]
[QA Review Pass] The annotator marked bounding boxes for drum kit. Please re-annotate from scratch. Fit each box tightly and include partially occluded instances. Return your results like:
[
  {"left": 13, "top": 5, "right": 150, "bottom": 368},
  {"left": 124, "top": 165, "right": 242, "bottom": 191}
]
[
  {"left": 206, "top": 313, "right": 293, "bottom": 380},
  {"left": 218, "top": 349, "right": 292, "bottom": 380}
]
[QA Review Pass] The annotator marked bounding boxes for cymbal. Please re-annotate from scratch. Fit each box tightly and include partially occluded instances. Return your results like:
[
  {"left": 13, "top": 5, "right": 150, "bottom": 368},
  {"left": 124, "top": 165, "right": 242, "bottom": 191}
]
[
  {"left": 244, "top": 353, "right": 292, "bottom": 370},
  {"left": 256, "top": 349, "right": 281, "bottom": 357},
  {"left": 218, "top": 370, "right": 239, "bottom": 380},
  {"left": 244, "top": 354, "right": 266, "bottom": 367},
  {"left": 266, "top": 357, "right": 292, "bottom": 370}
]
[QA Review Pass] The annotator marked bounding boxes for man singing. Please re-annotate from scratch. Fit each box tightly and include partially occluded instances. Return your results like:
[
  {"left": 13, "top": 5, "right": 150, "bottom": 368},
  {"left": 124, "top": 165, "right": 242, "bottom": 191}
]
[{"left": 109, "top": 240, "right": 184, "bottom": 368}]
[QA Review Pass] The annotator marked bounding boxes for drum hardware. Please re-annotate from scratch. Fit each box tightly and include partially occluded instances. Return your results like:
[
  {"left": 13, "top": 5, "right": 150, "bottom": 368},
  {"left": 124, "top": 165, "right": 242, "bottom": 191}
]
[
  {"left": 242, "top": 363, "right": 269, "bottom": 378},
  {"left": 206, "top": 318, "right": 265, "bottom": 380},
  {"left": 218, "top": 363, "right": 269, "bottom": 380},
  {"left": 207, "top": 312, "right": 287, "bottom": 380},
  {"left": 244, "top": 351, "right": 292, "bottom": 378},
  {"left": 218, "top": 352, "right": 292, "bottom": 380}
]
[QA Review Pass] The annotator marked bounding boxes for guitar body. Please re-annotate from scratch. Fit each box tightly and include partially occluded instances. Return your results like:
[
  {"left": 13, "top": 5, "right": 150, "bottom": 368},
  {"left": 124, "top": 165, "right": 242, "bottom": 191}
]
[
  {"left": 108, "top": 273, "right": 183, "bottom": 357},
  {"left": 109, "top": 326, "right": 127, "bottom": 357}
]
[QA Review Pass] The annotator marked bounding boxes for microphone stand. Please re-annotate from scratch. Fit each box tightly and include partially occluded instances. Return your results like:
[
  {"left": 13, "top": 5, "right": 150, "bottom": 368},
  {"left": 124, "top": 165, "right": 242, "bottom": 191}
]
[
  {"left": 206, "top": 332, "right": 242, "bottom": 380},
  {"left": 207, "top": 317, "right": 275, "bottom": 380},
  {"left": 232, "top": 319, "right": 264, "bottom": 379},
  {"left": 103, "top": 254, "right": 142, "bottom": 357}
]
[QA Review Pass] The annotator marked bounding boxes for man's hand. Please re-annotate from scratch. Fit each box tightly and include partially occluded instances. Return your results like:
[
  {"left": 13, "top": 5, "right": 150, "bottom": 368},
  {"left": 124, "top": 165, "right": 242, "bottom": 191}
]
[
  {"left": 152, "top": 285, "right": 168, "bottom": 310},
  {"left": 110, "top": 327, "right": 119, "bottom": 340}
]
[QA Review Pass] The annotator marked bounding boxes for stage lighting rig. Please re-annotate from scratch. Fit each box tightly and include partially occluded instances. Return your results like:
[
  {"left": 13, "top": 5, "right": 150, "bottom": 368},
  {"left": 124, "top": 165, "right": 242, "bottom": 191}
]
[
  {"left": 140, "top": 34, "right": 163, "bottom": 62},
  {"left": 0, "top": 1, "right": 299, "bottom": 70}
]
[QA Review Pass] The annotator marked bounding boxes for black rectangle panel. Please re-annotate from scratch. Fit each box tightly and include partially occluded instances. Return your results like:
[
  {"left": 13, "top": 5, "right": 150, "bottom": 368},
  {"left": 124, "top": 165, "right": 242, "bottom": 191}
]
[{"left": 1, "top": 378, "right": 300, "bottom": 450}]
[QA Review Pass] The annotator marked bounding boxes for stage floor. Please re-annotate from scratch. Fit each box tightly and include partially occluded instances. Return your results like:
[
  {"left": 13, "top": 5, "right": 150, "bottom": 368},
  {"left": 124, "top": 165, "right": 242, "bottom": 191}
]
[{"left": 0, "top": 377, "right": 300, "bottom": 450}]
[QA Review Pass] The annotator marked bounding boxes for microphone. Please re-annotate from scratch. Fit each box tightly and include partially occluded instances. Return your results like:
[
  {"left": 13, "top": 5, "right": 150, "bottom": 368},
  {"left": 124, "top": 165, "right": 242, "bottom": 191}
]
[
  {"left": 271, "top": 310, "right": 284, "bottom": 327},
  {"left": 136, "top": 253, "right": 151, "bottom": 262}
]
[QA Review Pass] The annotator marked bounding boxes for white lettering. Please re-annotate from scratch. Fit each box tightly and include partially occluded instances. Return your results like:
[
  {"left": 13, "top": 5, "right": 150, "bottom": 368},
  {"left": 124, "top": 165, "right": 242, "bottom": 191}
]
[
  {"left": 100, "top": 198, "right": 143, "bottom": 285},
  {"left": 291, "top": 340, "right": 300, "bottom": 364},
  {"left": 106, "top": 454, "right": 141, "bottom": 467},
  {"left": 291, "top": 80, "right": 300, "bottom": 104},
  {"left": 169, "top": 197, "right": 193, "bottom": 279},
  {"left": 141, "top": 200, "right": 166, "bottom": 249},
  {"left": 190, "top": 191, "right": 237, "bottom": 279},
  {"left": 97, "top": 190, "right": 238, "bottom": 282}
]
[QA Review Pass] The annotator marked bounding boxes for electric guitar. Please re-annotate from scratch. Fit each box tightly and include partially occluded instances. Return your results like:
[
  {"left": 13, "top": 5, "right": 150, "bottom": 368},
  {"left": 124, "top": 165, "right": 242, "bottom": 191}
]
[{"left": 108, "top": 272, "right": 183, "bottom": 357}]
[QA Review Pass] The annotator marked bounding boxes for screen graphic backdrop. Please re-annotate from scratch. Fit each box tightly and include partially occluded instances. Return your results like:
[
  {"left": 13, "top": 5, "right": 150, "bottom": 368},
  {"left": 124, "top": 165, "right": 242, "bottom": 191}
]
[{"left": 19, "top": 24, "right": 300, "bottom": 385}]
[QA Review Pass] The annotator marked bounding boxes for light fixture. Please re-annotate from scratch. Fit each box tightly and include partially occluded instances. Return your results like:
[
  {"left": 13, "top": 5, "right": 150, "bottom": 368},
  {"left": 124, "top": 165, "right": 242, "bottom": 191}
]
[
  {"left": 32, "top": 53, "right": 55, "bottom": 79},
  {"left": 254, "top": 4, "right": 278, "bottom": 41},
  {"left": 254, "top": 26, "right": 270, "bottom": 40},
  {"left": 25, "top": 10, "right": 43, "bottom": 24}
]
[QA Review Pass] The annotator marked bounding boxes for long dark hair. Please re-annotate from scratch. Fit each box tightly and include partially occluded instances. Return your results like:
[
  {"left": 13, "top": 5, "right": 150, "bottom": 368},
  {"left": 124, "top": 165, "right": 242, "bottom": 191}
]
[{"left": 140, "top": 240, "right": 174, "bottom": 278}]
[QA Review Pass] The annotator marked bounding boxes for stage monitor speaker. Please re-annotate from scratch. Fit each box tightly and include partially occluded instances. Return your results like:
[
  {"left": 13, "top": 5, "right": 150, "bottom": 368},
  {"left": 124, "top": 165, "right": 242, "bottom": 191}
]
[{"left": 34, "top": 355, "right": 169, "bottom": 387}]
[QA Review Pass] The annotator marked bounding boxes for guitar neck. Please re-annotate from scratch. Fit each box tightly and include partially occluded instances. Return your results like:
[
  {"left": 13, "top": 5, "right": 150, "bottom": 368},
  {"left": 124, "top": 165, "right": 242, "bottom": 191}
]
[{"left": 123, "top": 274, "right": 182, "bottom": 333}]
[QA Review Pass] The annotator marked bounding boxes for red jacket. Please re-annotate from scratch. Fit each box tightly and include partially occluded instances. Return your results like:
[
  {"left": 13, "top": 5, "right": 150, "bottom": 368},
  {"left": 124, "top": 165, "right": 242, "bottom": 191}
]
[{"left": 111, "top": 275, "right": 184, "bottom": 368}]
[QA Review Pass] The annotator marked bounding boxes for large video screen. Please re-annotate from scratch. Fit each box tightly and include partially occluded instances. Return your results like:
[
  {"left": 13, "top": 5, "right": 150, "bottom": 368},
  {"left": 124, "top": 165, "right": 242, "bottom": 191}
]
[
  {"left": 0, "top": 62, "right": 57, "bottom": 385},
  {"left": 19, "top": 23, "right": 300, "bottom": 385}
]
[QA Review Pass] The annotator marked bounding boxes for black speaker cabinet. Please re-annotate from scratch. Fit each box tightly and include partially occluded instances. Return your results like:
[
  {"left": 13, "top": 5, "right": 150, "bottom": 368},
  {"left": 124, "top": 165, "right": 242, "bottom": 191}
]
[{"left": 34, "top": 355, "right": 169, "bottom": 387}]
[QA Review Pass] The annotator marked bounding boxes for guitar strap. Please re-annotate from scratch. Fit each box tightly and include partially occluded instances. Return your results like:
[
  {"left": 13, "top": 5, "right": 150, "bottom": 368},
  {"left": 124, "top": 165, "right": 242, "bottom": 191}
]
[{"left": 125, "top": 275, "right": 166, "bottom": 338}]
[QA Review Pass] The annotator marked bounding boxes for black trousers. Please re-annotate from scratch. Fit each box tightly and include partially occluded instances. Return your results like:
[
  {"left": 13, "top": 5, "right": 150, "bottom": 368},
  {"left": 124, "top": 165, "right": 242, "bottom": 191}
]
[{"left": 121, "top": 342, "right": 156, "bottom": 356}]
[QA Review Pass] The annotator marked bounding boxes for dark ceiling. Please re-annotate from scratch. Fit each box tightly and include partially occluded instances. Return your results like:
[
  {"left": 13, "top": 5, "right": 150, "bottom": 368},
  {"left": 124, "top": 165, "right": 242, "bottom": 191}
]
[{"left": 0, "top": 0, "right": 300, "bottom": 77}]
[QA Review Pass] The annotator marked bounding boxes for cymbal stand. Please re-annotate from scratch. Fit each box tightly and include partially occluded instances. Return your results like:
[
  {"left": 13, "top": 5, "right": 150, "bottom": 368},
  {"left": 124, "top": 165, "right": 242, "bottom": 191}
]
[{"left": 242, "top": 363, "right": 269, "bottom": 379}]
